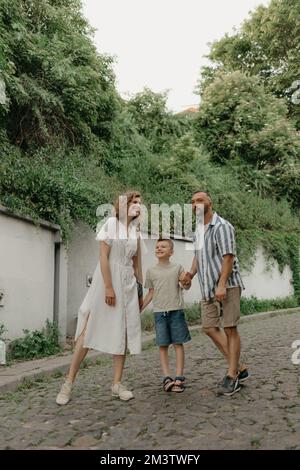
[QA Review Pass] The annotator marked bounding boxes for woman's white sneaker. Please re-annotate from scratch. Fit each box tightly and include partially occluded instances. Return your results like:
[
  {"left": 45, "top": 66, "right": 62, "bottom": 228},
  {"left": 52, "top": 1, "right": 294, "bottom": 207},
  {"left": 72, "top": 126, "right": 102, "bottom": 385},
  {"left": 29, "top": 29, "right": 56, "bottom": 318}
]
[
  {"left": 56, "top": 379, "right": 72, "bottom": 405},
  {"left": 111, "top": 382, "right": 134, "bottom": 401}
]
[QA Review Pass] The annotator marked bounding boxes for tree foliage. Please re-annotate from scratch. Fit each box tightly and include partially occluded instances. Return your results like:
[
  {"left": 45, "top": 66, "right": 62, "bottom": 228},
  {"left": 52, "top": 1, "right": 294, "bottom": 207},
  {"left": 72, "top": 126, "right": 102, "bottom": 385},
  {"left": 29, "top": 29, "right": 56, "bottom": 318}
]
[
  {"left": 199, "top": 0, "right": 300, "bottom": 127},
  {"left": 0, "top": 0, "right": 117, "bottom": 150},
  {"left": 196, "top": 72, "right": 300, "bottom": 208},
  {"left": 127, "top": 88, "right": 194, "bottom": 153}
]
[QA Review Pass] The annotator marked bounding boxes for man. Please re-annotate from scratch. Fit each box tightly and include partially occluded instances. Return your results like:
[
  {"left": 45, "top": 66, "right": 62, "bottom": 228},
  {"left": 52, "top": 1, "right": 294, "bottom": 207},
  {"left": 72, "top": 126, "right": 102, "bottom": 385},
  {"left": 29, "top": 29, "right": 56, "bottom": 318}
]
[{"left": 182, "top": 190, "right": 248, "bottom": 396}]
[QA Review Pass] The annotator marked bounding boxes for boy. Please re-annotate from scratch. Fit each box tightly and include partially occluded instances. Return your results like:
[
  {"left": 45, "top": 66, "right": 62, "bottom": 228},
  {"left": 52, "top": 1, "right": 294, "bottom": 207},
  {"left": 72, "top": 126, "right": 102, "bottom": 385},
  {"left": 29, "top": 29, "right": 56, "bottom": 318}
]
[{"left": 142, "top": 239, "right": 191, "bottom": 393}]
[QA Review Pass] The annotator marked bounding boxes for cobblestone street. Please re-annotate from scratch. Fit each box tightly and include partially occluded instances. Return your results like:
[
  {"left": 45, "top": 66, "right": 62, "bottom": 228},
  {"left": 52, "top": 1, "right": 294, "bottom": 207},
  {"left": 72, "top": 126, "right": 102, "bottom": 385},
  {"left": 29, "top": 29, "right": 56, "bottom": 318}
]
[{"left": 1, "top": 312, "right": 300, "bottom": 450}]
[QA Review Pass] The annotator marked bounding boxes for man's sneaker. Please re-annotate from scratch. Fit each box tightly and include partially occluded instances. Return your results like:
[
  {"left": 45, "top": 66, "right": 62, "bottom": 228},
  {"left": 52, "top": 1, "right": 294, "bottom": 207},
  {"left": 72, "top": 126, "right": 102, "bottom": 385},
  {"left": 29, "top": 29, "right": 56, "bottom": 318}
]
[
  {"left": 217, "top": 375, "right": 241, "bottom": 396},
  {"left": 238, "top": 368, "right": 249, "bottom": 383},
  {"left": 111, "top": 382, "right": 134, "bottom": 401},
  {"left": 56, "top": 379, "right": 72, "bottom": 405},
  {"left": 217, "top": 374, "right": 227, "bottom": 387}
]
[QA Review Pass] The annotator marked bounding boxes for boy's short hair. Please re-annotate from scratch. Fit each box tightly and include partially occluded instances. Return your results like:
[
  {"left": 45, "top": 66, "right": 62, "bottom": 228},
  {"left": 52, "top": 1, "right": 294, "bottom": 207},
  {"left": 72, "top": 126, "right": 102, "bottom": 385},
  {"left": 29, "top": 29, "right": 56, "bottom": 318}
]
[{"left": 156, "top": 238, "right": 174, "bottom": 249}]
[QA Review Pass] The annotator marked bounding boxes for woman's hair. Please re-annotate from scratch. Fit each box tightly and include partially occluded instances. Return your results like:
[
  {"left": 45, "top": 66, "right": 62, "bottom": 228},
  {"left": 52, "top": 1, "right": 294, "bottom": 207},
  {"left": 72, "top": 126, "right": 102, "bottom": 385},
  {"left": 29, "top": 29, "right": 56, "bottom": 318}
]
[{"left": 114, "top": 190, "right": 141, "bottom": 220}]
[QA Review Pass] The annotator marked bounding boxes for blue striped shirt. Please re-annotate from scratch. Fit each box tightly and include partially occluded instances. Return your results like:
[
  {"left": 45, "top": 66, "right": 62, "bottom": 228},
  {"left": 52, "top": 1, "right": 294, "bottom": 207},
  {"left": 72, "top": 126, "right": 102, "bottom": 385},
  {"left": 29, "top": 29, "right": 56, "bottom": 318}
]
[{"left": 193, "top": 212, "right": 244, "bottom": 300}]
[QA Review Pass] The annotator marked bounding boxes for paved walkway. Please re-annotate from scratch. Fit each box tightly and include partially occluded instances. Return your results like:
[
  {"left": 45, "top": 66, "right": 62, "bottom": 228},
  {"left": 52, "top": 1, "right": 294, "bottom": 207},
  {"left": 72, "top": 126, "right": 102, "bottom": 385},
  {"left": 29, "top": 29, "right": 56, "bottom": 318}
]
[{"left": 0, "top": 311, "right": 299, "bottom": 450}]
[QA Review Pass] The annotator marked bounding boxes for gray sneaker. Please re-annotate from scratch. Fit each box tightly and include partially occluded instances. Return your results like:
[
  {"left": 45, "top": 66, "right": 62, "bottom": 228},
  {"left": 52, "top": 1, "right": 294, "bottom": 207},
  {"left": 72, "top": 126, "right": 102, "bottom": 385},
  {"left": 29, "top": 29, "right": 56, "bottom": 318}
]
[
  {"left": 219, "top": 368, "right": 249, "bottom": 386},
  {"left": 217, "top": 375, "right": 241, "bottom": 396},
  {"left": 238, "top": 368, "right": 249, "bottom": 383}
]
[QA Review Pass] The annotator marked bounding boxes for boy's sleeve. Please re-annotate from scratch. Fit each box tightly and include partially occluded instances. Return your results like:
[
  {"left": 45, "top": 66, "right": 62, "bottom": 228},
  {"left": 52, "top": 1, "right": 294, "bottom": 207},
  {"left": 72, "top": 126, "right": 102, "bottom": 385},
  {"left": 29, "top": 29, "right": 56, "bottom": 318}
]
[
  {"left": 178, "top": 265, "right": 185, "bottom": 288},
  {"left": 144, "top": 269, "right": 153, "bottom": 289}
]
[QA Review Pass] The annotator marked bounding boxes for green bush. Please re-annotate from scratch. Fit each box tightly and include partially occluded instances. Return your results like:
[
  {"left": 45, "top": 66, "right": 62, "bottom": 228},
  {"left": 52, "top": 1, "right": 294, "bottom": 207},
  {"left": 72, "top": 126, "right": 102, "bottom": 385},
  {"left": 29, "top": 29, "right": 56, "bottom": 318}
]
[
  {"left": 8, "top": 320, "right": 62, "bottom": 360},
  {"left": 240, "top": 296, "right": 299, "bottom": 315},
  {"left": 0, "top": 147, "right": 122, "bottom": 240},
  {"left": 185, "top": 303, "right": 202, "bottom": 324}
]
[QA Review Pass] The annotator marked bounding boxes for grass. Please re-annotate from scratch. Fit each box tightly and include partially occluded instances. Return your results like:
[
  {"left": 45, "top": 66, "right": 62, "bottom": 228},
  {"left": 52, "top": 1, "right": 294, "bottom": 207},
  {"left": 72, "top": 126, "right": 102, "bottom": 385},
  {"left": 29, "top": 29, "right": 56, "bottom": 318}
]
[{"left": 250, "top": 436, "right": 262, "bottom": 449}]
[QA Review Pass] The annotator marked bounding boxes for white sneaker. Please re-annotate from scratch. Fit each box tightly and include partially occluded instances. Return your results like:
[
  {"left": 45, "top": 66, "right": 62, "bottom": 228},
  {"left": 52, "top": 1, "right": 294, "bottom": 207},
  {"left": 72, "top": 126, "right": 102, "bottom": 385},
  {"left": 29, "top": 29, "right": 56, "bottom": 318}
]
[
  {"left": 56, "top": 379, "right": 72, "bottom": 405},
  {"left": 111, "top": 382, "right": 134, "bottom": 401}
]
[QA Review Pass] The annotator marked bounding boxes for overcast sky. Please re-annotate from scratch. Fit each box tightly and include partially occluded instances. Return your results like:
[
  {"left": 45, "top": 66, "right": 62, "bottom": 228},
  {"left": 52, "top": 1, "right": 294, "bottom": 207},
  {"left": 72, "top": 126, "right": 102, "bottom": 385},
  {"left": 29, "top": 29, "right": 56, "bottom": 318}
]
[{"left": 82, "top": 0, "right": 270, "bottom": 111}]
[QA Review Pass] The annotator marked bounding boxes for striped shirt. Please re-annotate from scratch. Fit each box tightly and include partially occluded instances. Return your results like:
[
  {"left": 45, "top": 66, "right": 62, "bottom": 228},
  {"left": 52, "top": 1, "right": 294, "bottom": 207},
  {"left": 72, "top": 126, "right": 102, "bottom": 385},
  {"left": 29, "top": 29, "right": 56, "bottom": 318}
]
[{"left": 193, "top": 212, "right": 244, "bottom": 300}]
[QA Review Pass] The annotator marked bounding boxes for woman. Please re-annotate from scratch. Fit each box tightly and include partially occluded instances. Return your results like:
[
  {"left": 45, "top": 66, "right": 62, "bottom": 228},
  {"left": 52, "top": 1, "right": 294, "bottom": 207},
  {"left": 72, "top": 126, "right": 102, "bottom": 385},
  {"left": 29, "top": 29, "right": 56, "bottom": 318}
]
[{"left": 56, "top": 191, "right": 143, "bottom": 404}]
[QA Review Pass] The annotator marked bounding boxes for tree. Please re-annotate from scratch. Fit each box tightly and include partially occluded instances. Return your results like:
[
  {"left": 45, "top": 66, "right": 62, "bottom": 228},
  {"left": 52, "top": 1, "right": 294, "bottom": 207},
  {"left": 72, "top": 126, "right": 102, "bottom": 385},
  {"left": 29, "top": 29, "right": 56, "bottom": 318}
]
[
  {"left": 0, "top": 0, "right": 118, "bottom": 150},
  {"left": 198, "top": 0, "right": 300, "bottom": 127},
  {"left": 127, "top": 88, "right": 192, "bottom": 153},
  {"left": 195, "top": 71, "right": 300, "bottom": 207}
]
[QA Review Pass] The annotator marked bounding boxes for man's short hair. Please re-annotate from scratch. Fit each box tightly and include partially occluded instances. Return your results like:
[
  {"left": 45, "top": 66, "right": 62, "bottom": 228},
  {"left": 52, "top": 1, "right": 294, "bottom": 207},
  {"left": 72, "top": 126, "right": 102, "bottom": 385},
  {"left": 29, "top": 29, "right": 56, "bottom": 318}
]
[
  {"left": 157, "top": 238, "right": 174, "bottom": 249},
  {"left": 192, "top": 189, "right": 211, "bottom": 198}
]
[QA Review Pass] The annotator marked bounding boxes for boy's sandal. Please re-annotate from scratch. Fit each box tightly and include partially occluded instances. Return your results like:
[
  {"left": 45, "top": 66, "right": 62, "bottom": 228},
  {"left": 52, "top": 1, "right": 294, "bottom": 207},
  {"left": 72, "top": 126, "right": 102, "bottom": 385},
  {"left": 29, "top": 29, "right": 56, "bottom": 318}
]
[
  {"left": 172, "top": 376, "right": 186, "bottom": 393},
  {"left": 162, "top": 376, "right": 175, "bottom": 392}
]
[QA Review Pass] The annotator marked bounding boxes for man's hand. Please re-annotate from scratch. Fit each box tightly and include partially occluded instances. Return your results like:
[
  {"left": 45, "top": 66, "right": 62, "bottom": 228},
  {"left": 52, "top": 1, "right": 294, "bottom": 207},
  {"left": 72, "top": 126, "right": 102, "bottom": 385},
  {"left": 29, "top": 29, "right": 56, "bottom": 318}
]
[
  {"left": 139, "top": 297, "right": 144, "bottom": 313},
  {"left": 105, "top": 286, "right": 116, "bottom": 306},
  {"left": 215, "top": 285, "right": 227, "bottom": 302}
]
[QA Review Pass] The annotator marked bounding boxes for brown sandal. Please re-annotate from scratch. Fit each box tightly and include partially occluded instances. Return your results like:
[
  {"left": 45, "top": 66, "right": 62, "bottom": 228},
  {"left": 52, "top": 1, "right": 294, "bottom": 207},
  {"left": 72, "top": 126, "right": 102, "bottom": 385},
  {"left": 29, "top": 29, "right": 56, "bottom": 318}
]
[
  {"left": 171, "top": 376, "right": 185, "bottom": 393},
  {"left": 162, "top": 376, "right": 175, "bottom": 392}
]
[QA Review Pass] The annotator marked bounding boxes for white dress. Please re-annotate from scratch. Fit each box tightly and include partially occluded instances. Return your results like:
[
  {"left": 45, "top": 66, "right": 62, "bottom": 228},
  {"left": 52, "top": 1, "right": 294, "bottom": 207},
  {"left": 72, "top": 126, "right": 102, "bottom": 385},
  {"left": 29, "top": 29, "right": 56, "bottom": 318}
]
[{"left": 74, "top": 216, "right": 142, "bottom": 355}]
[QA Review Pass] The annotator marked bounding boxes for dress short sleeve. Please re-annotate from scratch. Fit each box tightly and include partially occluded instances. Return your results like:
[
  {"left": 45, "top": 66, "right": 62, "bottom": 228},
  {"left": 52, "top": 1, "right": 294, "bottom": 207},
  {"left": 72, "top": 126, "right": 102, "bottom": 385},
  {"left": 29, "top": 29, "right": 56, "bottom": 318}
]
[{"left": 95, "top": 217, "right": 117, "bottom": 246}]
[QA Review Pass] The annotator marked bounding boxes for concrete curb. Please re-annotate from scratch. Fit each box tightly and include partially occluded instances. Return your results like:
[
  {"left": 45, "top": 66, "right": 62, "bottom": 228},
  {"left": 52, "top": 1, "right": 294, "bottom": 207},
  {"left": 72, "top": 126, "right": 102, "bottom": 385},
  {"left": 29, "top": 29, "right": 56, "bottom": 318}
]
[{"left": 0, "top": 307, "right": 299, "bottom": 394}]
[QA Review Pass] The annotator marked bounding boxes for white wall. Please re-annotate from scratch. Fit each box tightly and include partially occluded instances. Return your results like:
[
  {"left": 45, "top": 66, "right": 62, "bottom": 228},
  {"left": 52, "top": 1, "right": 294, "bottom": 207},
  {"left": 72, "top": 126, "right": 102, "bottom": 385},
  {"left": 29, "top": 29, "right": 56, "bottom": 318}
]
[
  {"left": 66, "top": 222, "right": 99, "bottom": 335},
  {"left": 241, "top": 247, "right": 293, "bottom": 299},
  {"left": 0, "top": 212, "right": 295, "bottom": 340},
  {"left": 66, "top": 223, "right": 295, "bottom": 336},
  {"left": 0, "top": 209, "right": 67, "bottom": 341}
]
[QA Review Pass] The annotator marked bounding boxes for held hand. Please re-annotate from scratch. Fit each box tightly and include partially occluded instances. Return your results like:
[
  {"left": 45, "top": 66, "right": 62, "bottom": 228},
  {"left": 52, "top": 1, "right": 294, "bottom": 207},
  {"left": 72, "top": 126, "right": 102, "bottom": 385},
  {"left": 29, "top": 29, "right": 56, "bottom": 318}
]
[
  {"left": 179, "top": 271, "right": 190, "bottom": 282},
  {"left": 179, "top": 271, "right": 193, "bottom": 288},
  {"left": 183, "top": 280, "right": 192, "bottom": 290},
  {"left": 105, "top": 286, "right": 116, "bottom": 306},
  {"left": 139, "top": 297, "right": 144, "bottom": 313},
  {"left": 215, "top": 285, "right": 227, "bottom": 302},
  {"left": 179, "top": 279, "right": 191, "bottom": 290}
]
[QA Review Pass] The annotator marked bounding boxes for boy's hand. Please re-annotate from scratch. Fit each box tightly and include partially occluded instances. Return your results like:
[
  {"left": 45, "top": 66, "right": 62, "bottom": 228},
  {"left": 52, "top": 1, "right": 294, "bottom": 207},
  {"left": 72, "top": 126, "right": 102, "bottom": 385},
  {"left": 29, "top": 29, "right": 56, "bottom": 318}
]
[
  {"left": 179, "top": 272, "right": 192, "bottom": 289},
  {"left": 180, "top": 271, "right": 192, "bottom": 283}
]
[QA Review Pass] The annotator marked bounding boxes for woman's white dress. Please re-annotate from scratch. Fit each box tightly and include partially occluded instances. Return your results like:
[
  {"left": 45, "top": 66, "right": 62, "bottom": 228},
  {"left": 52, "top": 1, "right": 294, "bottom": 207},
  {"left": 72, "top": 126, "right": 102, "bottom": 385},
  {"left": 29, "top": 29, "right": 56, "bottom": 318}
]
[{"left": 74, "top": 216, "right": 142, "bottom": 355}]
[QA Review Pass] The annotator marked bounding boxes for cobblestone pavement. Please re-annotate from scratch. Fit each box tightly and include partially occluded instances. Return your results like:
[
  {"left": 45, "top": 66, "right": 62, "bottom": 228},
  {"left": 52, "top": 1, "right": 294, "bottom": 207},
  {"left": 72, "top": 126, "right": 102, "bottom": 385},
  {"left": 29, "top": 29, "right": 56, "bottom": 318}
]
[{"left": 0, "top": 312, "right": 300, "bottom": 450}]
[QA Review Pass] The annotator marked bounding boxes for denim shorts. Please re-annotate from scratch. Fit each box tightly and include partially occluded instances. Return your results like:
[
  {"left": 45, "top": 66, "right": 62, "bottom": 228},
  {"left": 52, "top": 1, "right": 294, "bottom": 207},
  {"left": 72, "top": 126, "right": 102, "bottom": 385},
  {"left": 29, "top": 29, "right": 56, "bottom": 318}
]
[{"left": 154, "top": 309, "right": 191, "bottom": 346}]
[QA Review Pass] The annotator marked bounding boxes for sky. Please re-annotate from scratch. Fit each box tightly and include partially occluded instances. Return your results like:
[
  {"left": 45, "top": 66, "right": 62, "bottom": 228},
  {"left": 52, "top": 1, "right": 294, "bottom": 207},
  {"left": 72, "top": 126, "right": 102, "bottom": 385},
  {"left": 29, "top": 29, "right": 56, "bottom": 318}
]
[{"left": 82, "top": 0, "right": 271, "bottom": 111}]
